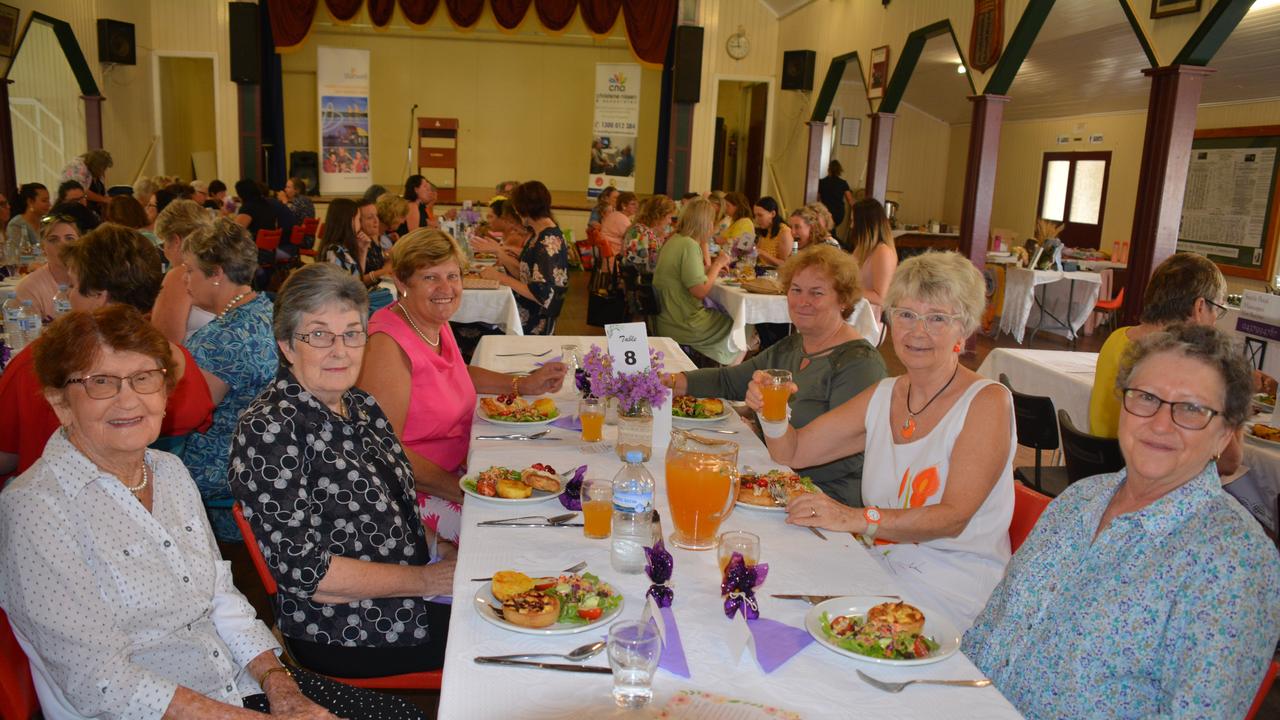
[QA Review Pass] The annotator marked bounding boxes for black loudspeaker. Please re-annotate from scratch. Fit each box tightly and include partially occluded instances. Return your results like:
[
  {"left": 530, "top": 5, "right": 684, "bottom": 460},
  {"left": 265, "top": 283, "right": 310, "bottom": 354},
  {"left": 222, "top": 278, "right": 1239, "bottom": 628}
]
[
  {"left": 96, "top": 19, "right": 136, "bottom": 65},
  {"left": 673, "top": 26, "right": 704, "bottom": 104},
  {"left": 229, "top": 2, "right": 261, "bottom": 85},
  {"left": 289, "top": 151, "right": 320, "bottom": 196},
  {"left": 781, "top": 50, "right": 816, "bottom": 91}
]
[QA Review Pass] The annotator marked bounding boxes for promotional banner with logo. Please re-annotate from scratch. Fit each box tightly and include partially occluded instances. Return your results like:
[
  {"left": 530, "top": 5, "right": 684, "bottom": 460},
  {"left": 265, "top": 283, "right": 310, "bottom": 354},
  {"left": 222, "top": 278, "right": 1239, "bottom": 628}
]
[
  {"left": 318, "top": 47, "right": 371, "bottom": 195},
  {"left": 588, "top": 63, "right": 641, "bottom": 197}
]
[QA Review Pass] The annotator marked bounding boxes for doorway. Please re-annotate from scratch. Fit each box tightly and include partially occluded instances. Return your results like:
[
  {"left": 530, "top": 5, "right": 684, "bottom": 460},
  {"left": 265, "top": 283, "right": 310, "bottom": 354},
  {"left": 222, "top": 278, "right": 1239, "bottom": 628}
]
[
  {"left": 155, "top": 55, "right": 219, "bottom": 180},
  {"left": 1036, "top": 151, "right": 1112, "bottom": 249},
  {"left": 712, "top": 80, "right": 769, "bottom": 201}
]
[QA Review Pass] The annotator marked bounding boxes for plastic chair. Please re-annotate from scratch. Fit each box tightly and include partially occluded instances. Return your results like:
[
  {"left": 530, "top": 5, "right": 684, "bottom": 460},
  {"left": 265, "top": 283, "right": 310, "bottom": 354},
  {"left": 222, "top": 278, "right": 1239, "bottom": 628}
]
[
  {"left": 1246, "top": 659, "right": 1278, "bottom": 720},
  {"left": 289, "top": 217, "right": 320, "bottom": 250},
  {"left": 255, "top": 228, "right": 284, "bottom": 253},
  {"left": 1008, "top": 483, "right": 1052, "bottom": 553},
  {"left": 1000, "top": 374, "right": 1070, "bottom": 495},
  {"left": 299, "top": 222, "right": 323, "bottom": 258},
  {"left": 1091, "top": 287, "right": 1124, "bottom": 336},
  {"left": 231, "top": 504, "right": 443, "bottom": 691},
  {"left": 1058, "top": 409, "right": 1124, "bottom": 484},
  {"left": 0, "top": 608, "right": 39, "bottom": 720}
]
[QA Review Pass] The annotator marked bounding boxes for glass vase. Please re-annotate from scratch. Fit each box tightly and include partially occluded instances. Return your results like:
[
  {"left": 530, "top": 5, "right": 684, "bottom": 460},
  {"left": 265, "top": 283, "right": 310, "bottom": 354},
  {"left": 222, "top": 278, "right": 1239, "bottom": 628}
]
[{"left": 615, "top": 402, "right": 654, "bottom": 461}]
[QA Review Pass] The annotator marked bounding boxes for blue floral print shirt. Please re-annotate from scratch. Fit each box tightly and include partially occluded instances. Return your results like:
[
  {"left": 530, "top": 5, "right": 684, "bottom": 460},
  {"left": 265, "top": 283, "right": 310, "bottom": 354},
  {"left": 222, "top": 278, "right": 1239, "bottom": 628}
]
[{"left": 963, "top": 465, "right": 1280, "bottom": 720}]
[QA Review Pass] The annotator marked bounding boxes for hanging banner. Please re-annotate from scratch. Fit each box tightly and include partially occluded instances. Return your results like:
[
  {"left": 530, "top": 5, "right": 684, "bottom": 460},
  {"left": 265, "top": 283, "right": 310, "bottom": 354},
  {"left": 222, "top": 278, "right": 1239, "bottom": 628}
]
[
  {"left": 969, "top": 0, "right": 1004, "bottom": 72},
  {"left": 317, "top": 47, "right": 371, "bottom": 195},
  {"left": 587, "top": 63, "right": 640, "bottom": 197}
]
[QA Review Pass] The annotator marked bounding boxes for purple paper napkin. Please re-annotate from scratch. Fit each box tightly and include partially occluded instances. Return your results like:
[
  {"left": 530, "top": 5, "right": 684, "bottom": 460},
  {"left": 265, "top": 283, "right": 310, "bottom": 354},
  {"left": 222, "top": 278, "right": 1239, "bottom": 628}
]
[
  {"left": 746, "top": 617, "right": 815, "bottom": 673},
  {"left": 653, "top": 606, "right": 691, "bottom": 678},
  {"left": 533, "top": 355, "right": 562, "bottom": 368},
  {"left": 550, "top": 414, "right": 582, "bottom": 431}
]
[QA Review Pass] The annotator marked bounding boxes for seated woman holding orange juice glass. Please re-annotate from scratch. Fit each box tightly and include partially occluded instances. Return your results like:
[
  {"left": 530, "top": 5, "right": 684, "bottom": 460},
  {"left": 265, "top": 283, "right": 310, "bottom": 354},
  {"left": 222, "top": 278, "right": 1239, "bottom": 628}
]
[
  {"left": 664, "top": 246, "right": 886, "bottom": 506},
  {"left": 745, "top": 251, "right": 1015, "bottom": 630}
]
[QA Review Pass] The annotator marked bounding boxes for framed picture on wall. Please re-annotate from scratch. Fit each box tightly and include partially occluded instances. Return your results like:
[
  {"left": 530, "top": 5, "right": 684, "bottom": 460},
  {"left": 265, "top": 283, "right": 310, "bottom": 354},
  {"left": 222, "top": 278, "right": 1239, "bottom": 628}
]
[
  {"left": 868, "top": 45, "right": 890, "bottom": 99},
  {"left": 1151, "top": 0, "right": 1201, "bottom": 19},
  {"left": 840, "top": 117, "right": 861, "bottom": 146},
  {"left": 0, "top": 4, "right": 19, "bottom": 58}
]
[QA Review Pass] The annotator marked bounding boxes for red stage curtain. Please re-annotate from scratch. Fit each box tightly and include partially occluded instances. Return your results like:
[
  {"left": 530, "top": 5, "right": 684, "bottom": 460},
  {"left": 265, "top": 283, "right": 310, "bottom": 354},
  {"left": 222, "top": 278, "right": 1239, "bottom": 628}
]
[
  {"left": 266, "top": 0, "right": 318, "bottom": 48},
  {"left": 533, "top": 0, "right": 576, "bottom": 31},
  {"left": 398, "top": 0, "right": 440, "bottom": 24},
  {"left": 368, "top": 0, "right": 396, "bottom": 25},
  {"left": 491, "top": 0, "right": 533, "bottom": 29},
  {"left": 622, "top": 0, "right": 676, "bottom": 66},
  {"left": 324, "top": 0, "right": 365, "bottom": 21},
  {"left": 445, "top": 0, "right": 485, "bottom": 26},
  {"left": 578, "top": 0, "right": 621, "bottom": 35}
]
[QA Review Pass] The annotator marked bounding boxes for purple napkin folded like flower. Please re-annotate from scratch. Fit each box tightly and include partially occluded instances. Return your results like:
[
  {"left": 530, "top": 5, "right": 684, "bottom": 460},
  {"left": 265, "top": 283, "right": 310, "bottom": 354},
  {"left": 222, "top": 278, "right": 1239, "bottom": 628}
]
[
  {"left": 557, "top": 465, "right": 587, "bottom": 510},
  {"left": 644, "top": 540, "right": 674, "bottom": 608},
  {"left": 550, "top": 414, "right": 582, "bottom": 431},
  {"left": 721, "top": 553, "right": 768, "bottom": 620}
]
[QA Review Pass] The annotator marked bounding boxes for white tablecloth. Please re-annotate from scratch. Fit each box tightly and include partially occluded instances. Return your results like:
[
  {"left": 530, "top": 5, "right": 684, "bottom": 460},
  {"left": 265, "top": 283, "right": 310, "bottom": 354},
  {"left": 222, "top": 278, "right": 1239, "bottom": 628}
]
[
  {"left": 976, "top": 347, "right": 1278, "bottom": 534},
  {"left": 998, "top": 268, "right": 1102, "bottom": 344},
  {"left": 441, "top": 337, "right": 1020, "bottom": 719},
  {"left": 379, "top": 281, "right": 523, "bottom": 335},
  {"left": 707, "top": 282, "right": 882, "bottom": 352}
]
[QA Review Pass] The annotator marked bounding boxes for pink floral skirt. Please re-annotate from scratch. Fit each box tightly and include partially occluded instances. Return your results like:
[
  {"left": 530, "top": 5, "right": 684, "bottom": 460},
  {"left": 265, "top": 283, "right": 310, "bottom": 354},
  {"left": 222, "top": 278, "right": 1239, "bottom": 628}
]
[{"left": 417, "top": 492, "right": 462, "bottom": 544}]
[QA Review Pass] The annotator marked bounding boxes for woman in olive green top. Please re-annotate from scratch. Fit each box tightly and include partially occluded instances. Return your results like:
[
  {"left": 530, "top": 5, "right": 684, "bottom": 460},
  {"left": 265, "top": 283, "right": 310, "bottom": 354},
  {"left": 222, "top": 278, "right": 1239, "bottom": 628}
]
[
  {"left": 652, "top": 198, "right": 737, "bottom": 364},
  {"left": 666, "top": 245, "right": 886, "bottom": 505}
]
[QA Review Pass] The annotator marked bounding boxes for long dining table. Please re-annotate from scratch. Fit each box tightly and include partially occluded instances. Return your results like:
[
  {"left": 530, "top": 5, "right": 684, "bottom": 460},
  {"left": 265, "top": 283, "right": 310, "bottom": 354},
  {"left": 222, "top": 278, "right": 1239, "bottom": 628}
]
[{"left": 437, "top": 335, "right": 1022, "bottom": 719}]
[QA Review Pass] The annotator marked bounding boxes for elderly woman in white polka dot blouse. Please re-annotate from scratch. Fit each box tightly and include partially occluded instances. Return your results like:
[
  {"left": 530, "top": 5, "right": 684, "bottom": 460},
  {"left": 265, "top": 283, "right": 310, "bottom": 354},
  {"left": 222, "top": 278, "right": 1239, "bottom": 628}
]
[
  {"left": 0, "top": 304, "right": 424, "bottom": 719},
  {"left": 229, "top": 263, "right": 455, "bottom": 680}
]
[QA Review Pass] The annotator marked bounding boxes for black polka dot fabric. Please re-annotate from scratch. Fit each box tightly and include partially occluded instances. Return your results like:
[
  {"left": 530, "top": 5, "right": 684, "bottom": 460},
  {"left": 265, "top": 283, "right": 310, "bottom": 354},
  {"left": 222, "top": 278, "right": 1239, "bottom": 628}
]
[{"left": 242, "top": 668, "right": 428, "bottom": 719}]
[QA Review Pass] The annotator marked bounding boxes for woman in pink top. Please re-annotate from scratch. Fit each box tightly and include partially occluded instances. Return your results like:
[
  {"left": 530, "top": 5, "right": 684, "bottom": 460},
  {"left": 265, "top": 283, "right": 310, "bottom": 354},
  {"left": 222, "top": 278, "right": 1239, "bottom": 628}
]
[
  {"left": 599, "top": 191, "right": 638, "bottom": 260},
  {"left": 358, "top": 229, "right": 567, "bottom": 542}
]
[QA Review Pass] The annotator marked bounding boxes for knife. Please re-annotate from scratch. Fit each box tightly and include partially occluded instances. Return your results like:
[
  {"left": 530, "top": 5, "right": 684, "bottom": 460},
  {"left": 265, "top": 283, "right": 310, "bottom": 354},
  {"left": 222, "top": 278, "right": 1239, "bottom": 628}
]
[
  {"left": 476, "top": 522, "right": 584, "bottom": 528},
  {"left": 474, "top": 435, "right": 563, "bottom": 441},
  {"left": 473, "top": 657, "right": 612, "bottom": 674},
  {"left": 771, "top": 593, "right": 901, "bottom": 604}
]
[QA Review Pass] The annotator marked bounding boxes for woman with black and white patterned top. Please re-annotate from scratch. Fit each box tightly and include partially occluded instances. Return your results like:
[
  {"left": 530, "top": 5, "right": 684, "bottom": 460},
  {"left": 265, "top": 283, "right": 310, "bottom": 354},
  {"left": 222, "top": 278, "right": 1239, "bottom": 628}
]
[
  {"left": 229, "top": 263, "right": 454, "bottom": 678},
  {"left": 0, "top": 304, "right": 423, "bottom": 719}
]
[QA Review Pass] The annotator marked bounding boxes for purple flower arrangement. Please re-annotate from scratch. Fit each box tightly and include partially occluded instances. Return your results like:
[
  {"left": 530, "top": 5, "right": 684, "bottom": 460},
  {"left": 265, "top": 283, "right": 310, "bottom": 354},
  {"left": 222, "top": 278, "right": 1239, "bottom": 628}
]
[{"left": 580, "top": 345, "right": 670, "bottom": 415}]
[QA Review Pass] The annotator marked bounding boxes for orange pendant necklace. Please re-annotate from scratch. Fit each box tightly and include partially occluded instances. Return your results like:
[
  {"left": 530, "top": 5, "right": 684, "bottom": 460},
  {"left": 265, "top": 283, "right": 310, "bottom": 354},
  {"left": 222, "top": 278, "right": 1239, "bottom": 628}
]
[{"left": 901, "top": 363, "right": 960, "bottom": 440}]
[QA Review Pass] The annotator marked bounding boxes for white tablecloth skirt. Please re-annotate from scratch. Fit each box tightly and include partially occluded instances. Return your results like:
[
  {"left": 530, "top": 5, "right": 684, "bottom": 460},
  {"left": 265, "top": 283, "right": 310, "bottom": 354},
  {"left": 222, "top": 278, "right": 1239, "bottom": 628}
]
[
  {"left": 998, "top": 268, "right": 1102, "bottom": 343},
  {"left": 708, "top": 282, "right": 881, "bottom": 352}
]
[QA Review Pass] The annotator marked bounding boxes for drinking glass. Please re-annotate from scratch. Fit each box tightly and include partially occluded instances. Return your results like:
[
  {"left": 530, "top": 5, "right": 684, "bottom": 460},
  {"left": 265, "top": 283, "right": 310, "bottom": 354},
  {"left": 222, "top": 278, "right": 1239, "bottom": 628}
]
[
  {"left": 579, "top": 396, "right": 605, "bottom": 443},
  {"left": 607, "top": 620, "right": 660, "bottom": 709},
  {"left": 665, "top": 429, "right": 739, "bottom": 550},
  {"left": 760, "top": 369, "right": 793, "bottom": 422},
  {"left": 581, "top": 476, "right": 613, "bottom": 540},
  {"left": 717, "top": 530, "right": 760, "bottom": 578}
]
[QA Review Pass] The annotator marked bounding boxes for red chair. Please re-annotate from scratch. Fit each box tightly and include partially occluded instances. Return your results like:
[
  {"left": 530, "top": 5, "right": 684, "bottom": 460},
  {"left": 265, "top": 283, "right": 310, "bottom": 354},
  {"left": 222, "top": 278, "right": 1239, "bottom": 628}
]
[
  {"left": 289, "top": 217, "right": 320, "bottom": 250},
  {"left": 0, "top": 608, "right": 39, "bottom": 720},
  {"left": 1091, "top": 287, "right": 1124, "bottom": 336},
  {"left": 1009, "top": 482, "right": 1052, "bottom": 553},
  {"left": 255, "top": 228, "right": 284, "bottom": 254},
  {"left": 299, "top": 222, "right": 324, "bottom": 258},
  {"left": 231, "top": 504, "right": 443, "bottom": 691},
  {"left": 1246, "top": 659, "right": 1278, "bottom": 720}
]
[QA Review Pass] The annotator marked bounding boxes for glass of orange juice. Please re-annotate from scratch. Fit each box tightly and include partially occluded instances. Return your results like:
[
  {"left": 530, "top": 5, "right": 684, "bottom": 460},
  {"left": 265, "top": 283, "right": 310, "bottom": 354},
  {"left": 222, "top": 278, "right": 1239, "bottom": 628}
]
[
  {"left": 717, "top": 531, "right": 760, "bottom": 578},
  {"left": 760, "top": 369, "right": 793, "bottom": 423},
  {"left": 665, "top": 430, "right": 739, "bottom": 550},
  {"left": 581, "top": 477, "right": 613, "bottom": 539},
  {"left": 580, "top": 397, "right": 605, "bottom": 443}
]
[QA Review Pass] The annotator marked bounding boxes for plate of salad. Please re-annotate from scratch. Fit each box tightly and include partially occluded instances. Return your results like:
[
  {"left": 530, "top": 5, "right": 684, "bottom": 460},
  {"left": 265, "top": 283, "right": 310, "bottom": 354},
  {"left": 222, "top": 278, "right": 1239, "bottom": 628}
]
[
  {"left": 804, "top": 597, "right": 960, "bottom": 666},
  {"left": 671, "top": 396, "right": 734, "bottom": 424},
  {"left": 474, "top": 571, "right": 625, "bottom": 636}
]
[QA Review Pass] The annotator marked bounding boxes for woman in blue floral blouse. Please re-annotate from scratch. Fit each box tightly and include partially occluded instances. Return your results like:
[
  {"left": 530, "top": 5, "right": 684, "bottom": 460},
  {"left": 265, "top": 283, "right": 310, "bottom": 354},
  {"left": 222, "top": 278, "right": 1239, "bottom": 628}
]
[
  {"left": 964, "top": 323, "right": 1280, "bottom": 720},
  {"left": 478, "top": 180, "right": 568, "bottom": 335}
]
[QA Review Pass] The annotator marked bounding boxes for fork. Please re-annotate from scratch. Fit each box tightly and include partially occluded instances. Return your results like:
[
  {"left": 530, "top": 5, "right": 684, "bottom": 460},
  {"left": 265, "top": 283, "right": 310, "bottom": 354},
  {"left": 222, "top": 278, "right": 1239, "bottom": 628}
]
[
  {"left": 474, "top": 430, "right": 552, "bottom": 441},
  {"left": 494, "top": 350, "right": 553, "bottom": 358},
  {"left": 768, "top": 483, "right": 827, "bottom": 541},
  {"left": 471, "top": 560, "right": 587, "bottom": 583},
  {"left": 856, "top": 670, "right": 991, "bottom": 693}
]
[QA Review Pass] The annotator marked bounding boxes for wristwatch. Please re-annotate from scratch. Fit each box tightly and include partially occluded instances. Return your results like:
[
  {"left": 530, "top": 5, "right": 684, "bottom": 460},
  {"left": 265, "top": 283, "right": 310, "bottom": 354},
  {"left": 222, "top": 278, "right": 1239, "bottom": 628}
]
[{"left": 862, "top": 506, "right": 882, "bottom": 545}]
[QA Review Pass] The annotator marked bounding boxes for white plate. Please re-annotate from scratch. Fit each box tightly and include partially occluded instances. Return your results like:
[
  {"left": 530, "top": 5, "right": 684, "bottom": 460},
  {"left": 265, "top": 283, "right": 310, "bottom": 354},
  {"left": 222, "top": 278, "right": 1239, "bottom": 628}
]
[
  {"left": 1253, "top": 395, "right": 1275, "bottom": 413},
  {"left": 672, "top": 399, "right": 734, "bottom": 424},
  {"left": 805, "top": 597, "right": 960, "bottom": 667},
  {"left": 1245, "top": 421, "right": 1280, "bottom": 448},
  {"left": 734, "top": 497, "right": 786, "bottom": 513},
  {"left": 473, "top": 580, "right": 625, "bottom": 635},
  {"left": 459, "top": 475, "right": 563, "bottom": 504},
  {"left": 476, "top": 402, "right": 560, "bottom": 428}
]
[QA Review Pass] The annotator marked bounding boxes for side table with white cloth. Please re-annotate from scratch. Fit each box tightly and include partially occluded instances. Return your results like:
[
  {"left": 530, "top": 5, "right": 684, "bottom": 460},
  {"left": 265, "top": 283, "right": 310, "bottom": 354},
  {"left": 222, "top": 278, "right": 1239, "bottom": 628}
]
[
  {"left": 440, "top": 335, "right": 1022, "bottom": 719},
  {"left": 976, "top": 347, "right": 1278, "bottom": 534},
  {"left": 707, "top": 281, "right": 882, "bottom": 353},
  {"left": 997, "top": 268, "right": 1102, "bottom": 348},
  {"left": 379, "top": 279, "right": 524, "bottom": 335}
]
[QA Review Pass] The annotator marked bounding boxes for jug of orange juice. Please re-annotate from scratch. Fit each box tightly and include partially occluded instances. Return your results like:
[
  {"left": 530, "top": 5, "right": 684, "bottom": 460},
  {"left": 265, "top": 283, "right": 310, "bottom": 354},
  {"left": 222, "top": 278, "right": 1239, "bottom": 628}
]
[{"left": 665, "top": 429, "right": 739, "bottom": 550}]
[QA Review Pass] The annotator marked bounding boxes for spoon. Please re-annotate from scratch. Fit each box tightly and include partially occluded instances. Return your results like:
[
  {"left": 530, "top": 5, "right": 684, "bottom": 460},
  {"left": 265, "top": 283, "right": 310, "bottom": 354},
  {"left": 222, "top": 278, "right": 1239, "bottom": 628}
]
[
  {"left": 473, "top": 430, "right": 552, "bottom": 441},
  {"left": 480, "top": 640, "right": 607, "bottom": 663}
]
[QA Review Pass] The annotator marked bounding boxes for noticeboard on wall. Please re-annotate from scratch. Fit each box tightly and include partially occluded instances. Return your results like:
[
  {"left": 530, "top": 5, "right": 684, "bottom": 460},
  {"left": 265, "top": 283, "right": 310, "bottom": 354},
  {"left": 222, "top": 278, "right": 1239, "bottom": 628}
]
[{"left": 1176, "top": 126, "right": 1280, "bottom": 281}]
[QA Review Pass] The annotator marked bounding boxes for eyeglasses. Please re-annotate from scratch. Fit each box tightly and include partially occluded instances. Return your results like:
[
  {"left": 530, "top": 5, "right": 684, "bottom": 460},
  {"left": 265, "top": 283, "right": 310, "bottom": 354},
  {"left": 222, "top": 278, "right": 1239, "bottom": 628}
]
[
  {"left": 65, "top": 368, "right": 167, "bottom": 400},
  {"left": 294, "top": 330, "right": 368, "bottom": 348},
  {"left": 885, "top": 307, "right": 963, "bottom": 335},
  {"left": 1121, "top": 388, "right": 1221, "bottom": 430},
  {"left": 41, "top": 213, "right": 76, "bottom": 227},
  {"left": 1204, "top": 298, "right": 1229, "bottom": 320}
]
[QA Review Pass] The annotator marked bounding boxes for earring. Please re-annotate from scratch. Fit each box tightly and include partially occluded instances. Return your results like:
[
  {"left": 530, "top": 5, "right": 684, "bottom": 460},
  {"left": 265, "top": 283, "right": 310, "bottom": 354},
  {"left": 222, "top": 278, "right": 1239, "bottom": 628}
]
[
  {"left": 214, "top": 281, "right": 220, "bottom": 287},
  {"left": 953, "top": 342, "right": 962, "bottom": 353}
]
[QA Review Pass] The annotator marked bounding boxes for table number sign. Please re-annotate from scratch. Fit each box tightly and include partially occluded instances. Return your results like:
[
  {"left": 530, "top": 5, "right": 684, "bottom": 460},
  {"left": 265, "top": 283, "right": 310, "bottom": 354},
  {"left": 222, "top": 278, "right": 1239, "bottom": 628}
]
[{"left": 606, "top": 322, "right": 673, "bottom": 448}]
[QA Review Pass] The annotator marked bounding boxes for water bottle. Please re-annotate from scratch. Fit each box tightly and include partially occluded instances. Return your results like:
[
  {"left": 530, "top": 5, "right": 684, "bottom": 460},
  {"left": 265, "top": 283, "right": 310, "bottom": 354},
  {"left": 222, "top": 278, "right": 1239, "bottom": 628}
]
[
  {"left": 3, "top": 226, "right": 22, "bottom": 277},
  {"left": 792, "top": 238, "right": 800, "bottom": 256},
  {"left": 53, "top": 284, "right": 72, "bottom": 318},
  {"left": 16, "top": 299, "right": 41, "bottom": 347},
  {"left": 2, "top": 291, "right": 22, "bottom": 347},
  {"left": 611, "top": 451, "right": 655, "bottom": 574}
]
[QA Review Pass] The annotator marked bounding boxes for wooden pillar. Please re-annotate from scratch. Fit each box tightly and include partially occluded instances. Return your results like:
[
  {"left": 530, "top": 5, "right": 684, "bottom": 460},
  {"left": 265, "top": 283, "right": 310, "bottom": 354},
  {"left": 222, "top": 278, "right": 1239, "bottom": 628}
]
[
  {"left": 802, "top": 120, "right": 825, "bottom": 204},
  {"left": 0, "top": 81, "right": 16, "bottom": 199},
  {"left": 865, "top": 112, "right": 895, "bottom": 203},
  {"left": 958, "top": 94, "right": 1010, "bottom": 271},
  {"left": 1120, "top": 65, "right": 1214, "bottom": 326},
  {"left": 666, "top": 103, "right": 695, "bottom": 199},
  {"left": 81, "top": 94, "right": 105, "bottom": 150}
]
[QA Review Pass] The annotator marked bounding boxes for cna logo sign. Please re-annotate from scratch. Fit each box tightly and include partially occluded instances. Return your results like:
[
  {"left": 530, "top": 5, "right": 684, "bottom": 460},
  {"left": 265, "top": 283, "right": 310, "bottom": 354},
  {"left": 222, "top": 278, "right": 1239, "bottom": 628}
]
[{"left": 608, "top": 72, "right": 627, "bottom": 92}]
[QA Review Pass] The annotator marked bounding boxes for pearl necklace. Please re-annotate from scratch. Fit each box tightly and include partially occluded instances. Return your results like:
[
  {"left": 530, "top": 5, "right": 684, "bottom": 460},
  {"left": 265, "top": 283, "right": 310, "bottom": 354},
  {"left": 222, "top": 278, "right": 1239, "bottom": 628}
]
[
  {"left": 398, "top": 304, "right": 440, "bottom": 347},
  {"left": 122, "top": 462, "right": 150, "bottom": 494},
  {"left": 219, "top": 290, "right": 251, "bottom": 320}
]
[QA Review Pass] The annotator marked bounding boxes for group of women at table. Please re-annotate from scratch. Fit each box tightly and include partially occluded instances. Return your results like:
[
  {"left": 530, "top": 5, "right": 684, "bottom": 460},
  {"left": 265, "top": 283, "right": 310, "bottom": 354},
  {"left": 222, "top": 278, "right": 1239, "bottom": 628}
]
[{"left": 0, "top": 179, "right": 1276, "bottom": 718}]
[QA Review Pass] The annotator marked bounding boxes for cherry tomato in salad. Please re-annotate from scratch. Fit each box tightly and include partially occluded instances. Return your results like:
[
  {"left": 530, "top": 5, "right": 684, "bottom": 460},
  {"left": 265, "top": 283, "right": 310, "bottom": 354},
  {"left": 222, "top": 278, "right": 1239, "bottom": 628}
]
[{"left": 577, "top": 607, "right": 603, "bottom": 621}]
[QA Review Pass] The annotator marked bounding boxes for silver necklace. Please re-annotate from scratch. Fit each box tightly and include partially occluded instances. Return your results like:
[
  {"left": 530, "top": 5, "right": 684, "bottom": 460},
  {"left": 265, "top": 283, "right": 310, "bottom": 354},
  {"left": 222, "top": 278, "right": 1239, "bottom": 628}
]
[
  {"left": 122, "top": 462, "right": 150, "bottom": 494},
  {"left": 219, "top": 290, "right": 251, "bottom": 320},
  {"left": 398, "top": 304, "right": 440, "bottom": 347}
]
